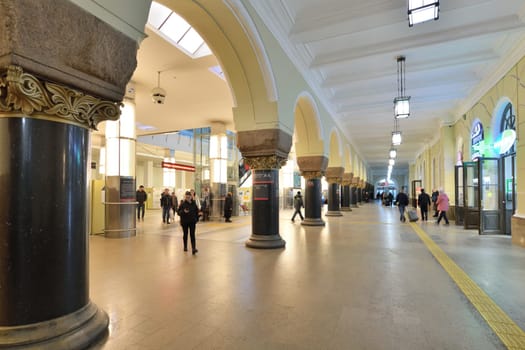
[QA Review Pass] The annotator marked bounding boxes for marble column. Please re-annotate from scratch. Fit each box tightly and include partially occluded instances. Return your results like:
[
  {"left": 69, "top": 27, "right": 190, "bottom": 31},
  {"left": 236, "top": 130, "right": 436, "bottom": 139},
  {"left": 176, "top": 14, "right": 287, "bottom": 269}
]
[
  {"left": 238, "top": 129, "right": 291, "bottom": 249},
  {"left": 325, "top": 167, "right": 344, "bottom": 217},
  {"left": 351, "top": 176, "right": 360, "bottom": 208},
  {"left": 341, "top": 173, "right": 353, "bottom": 212},
  {"left": 297, "top": 156, "right": 328, "bottom": 226},
  {"left": 358, "top": 180, "right": 364, "bottom": 204},
  {"left": 0, "top": 1, "right": 138, "bottom": 348}
]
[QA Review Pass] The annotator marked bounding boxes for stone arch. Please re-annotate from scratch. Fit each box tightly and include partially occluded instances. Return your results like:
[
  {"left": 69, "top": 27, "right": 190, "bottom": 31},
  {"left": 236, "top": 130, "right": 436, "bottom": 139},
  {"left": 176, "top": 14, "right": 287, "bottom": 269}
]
[
  {"left": 491, "top": 96, "right": 516, "bottom": 156},
  {"left": 294, "top": 92, "right": 325, "bottom": 157},
  {"left": 327, "top": 128, "right": 343, "bottom": 167},
  {"left": 160, "top": 0, "right": 278, "bottom": 132}
]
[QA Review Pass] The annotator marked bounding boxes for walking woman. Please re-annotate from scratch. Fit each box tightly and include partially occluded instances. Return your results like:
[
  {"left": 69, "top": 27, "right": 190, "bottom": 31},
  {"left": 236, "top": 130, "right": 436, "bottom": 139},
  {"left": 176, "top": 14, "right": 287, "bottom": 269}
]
[
  {"left": 177, "top": 191, "right": 199, "bottom": 254},
  {"left": 435, "top": 189, "right": 450, "bottom": 225}
]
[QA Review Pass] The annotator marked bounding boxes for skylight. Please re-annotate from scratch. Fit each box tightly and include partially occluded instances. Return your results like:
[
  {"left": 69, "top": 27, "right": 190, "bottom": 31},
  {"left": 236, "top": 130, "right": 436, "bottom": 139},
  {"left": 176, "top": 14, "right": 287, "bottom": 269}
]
[{"left": 147, "top": 1, "right": 211, "bottom": 59}]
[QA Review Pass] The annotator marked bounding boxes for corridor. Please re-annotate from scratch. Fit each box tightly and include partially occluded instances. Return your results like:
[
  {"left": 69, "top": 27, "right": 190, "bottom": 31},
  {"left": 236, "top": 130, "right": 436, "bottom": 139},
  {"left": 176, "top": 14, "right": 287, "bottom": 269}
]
[{"left": 90, "top": 202, "right": 525, "bottom": 349}]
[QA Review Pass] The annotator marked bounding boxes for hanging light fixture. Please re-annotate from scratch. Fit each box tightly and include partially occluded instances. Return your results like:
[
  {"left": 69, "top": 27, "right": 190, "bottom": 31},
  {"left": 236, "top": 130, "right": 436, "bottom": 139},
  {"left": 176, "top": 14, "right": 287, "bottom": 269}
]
[
  {"left": 389, "top": 148, "right": 397, "bottom": 159},
  {"left": 388, "top": 158, "right": 395, "bottom": 166},
  {"left": 394, "top": 56, "right": 410, "bottom": 119},
  {"left": 391, "top": 119, "right": 402, "bottom": 145},
  {"left": 408, "top": 0, "right": 440, "bottom": 27}
]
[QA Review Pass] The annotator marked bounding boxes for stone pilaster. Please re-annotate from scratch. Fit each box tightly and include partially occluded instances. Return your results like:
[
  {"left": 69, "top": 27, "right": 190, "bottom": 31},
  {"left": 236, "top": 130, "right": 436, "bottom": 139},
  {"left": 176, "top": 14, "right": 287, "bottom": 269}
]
[
  {"left": 512, "top": 215, "right": 525, "bottom": 248},
  {"left": 0, "top": 1, "right": 141, "bottom": 348},
  {"left": 297, "top": 156, "right": 328, "bottom": 226},
  {"left": 325, "top": 166, "right": 344, "bottom": 217},
  {"left": 238, "top": 129, "right": 292, "bottom": 249}
]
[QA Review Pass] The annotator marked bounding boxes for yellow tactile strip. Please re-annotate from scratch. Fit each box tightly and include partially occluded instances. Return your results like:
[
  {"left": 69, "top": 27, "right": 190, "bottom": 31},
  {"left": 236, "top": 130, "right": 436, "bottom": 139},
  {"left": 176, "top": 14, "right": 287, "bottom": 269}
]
[{"left": 409, "top": 222, "right": 525, "bottom": 350}]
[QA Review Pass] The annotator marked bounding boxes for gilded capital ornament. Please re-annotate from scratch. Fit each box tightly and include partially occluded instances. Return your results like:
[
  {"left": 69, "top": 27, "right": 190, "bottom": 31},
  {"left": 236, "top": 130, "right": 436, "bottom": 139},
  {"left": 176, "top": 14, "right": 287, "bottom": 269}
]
[
  {"left": 244, "top": 155, "right": 288, "bottom": 170},
  {"left": 0, "top": 65, "right": 120, "bottom": 130},
  {"left": 325, "top": 176, "right": 342, "bottom": 184},
  {"left": 301, "top": 170, "right": 324, "bottom": 180}
]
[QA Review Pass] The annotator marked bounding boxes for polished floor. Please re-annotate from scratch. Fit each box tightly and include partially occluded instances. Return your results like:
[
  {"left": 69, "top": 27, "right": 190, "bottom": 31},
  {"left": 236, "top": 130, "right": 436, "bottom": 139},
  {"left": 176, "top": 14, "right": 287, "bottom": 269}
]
[{"left": 90, "top": 202, "right": 525, "bottom": 349}]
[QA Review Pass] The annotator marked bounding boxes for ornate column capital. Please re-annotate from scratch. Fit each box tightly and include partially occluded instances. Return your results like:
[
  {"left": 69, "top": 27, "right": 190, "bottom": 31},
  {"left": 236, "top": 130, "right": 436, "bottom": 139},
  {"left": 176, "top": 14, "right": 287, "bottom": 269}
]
[
  {"left": 244, "top": 155, "right": 287, "bottom": 170},
  {"left": 0, "top": 65, "right": 120, "bottom": 130},
  {"left": 351, "top": 176, "right": 361, "bottom": 186},
  {"left": 325, "top": 166, "right": 344, "bottom": 184},
  {"left": 237, "top": 129, "right": 292, "bottom": 160},
  {"left": 297, "top": 155, "right": 328, "bottom": 173},
  {"left": 301, "top": 170, "right": 324, "bottom": 180},
  {"left": 342, "top": 172, "right": 353, "bottom": 186}
]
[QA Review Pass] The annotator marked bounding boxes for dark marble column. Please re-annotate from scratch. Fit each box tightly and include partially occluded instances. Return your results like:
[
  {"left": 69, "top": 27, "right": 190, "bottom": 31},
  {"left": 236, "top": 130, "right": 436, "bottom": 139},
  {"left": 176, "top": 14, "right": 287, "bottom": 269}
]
[
  {"left": 238, "top": 130, "right": 291, "bottom": 249},
  {"left": 302, "top": 174, "right": 325, "bottom": 226},
  {"left": 351, "top": 176, "right": 360, "bottom": 208},
  {"left": 341, "top": 173, "right": 353, "bottom": 212},
  {"left": 0, "top": 1, "right": 139, "bottom": 348},
  {"left": 297, "top": 156, "right": 327, "bottom": 227},
  {"left": 0, "top": 66, "right": 120, "bottom": 348},
  {"left": 325, "top": 167, "right": 344, "bottom": 217}
]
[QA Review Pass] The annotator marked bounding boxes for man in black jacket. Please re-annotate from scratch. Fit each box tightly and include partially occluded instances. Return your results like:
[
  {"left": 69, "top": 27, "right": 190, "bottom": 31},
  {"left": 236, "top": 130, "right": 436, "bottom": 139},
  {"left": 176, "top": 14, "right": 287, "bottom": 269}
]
[
  {"left": 395, "top": 187, "right": 409, "bottom": 222},
  {"left": 136, "top": 185, "right": 147, "bottom": 221},
  {"left": 177, "top": 191, "right": 199, "bottom": 254},
  {"left": 418, "top": 188, "right": 432, "bottom": 221}
]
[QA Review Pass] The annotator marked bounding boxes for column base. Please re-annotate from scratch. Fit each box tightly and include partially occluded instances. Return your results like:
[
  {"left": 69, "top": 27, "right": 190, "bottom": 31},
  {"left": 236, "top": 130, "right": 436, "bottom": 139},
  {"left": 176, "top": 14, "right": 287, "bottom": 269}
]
[
  {"left": 104, "top": 228, "right": 137, "bottom": 238},
  {"left": 245, "top": 234, "right": 286, "bottom": 249},
  {"left": 301, "top": 218, "right": 326, "bottom": 226},
  {"left": 326, "top": 211, "right": 343, "bottom": 217},
  {"left": 351, "top": 204, "right": 359, "bottom": 208},
  {"left": 0, "top": 302, "right": 108, "bottom": 350},
  {"left": 341, "top": 206, "right": 352, "bottom": 212}
]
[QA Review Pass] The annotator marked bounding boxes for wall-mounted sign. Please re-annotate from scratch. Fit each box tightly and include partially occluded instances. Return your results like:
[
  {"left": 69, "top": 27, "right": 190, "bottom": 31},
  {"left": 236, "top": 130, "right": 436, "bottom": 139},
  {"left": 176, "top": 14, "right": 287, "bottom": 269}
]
[
  {"left": 495, "top": 102, "right": 516, "bottom": 156},
  {"left": 471, "top": 120, "right": 484, "bottom": 160},
  {"left": 161, "top": 161, "right": 195, "bottom": 172},
  {"left": 120, "top": 176, "right": 136, "bottom": 202},
  {"left": 494, "top": 129, "right": 516, "bottom": 155}
]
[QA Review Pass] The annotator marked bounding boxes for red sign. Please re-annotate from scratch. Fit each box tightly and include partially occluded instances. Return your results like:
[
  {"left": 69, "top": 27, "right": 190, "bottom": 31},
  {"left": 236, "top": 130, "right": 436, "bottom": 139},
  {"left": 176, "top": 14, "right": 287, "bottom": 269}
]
[{"left": 161, "top": 161, "right": 195, "bottom": 172}]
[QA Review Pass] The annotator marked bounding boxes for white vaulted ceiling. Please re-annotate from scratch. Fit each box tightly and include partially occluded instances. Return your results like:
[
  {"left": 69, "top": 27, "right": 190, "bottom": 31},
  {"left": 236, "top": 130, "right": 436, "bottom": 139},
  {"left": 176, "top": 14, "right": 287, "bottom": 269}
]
[
  {"left": 125, "top": 0, "right": 525, "bottom": 175},
  {"left": 247, "top": 0, "right": 525, "bottom": 171}
]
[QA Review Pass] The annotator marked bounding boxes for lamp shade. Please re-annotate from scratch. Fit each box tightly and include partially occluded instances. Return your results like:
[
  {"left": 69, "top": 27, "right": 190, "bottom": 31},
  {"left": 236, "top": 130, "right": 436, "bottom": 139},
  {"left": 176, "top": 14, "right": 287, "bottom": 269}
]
[
  {"left": 394, "top": 96, "right": 410, "bottom": 118},
  {"left": 392, "top": 131, "right": 402, "bottom": 145},
  {"left": 389, "top": 148, "right": 397, "bottom": 159},
  {"left": 408, "top": 0, "right": 439, "bottom": 27}
]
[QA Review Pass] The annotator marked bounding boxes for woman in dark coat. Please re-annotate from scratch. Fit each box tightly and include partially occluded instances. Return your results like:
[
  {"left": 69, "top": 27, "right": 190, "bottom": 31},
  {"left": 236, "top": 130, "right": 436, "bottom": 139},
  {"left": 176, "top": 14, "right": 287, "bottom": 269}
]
[
  {"left": 224, "top": 192, "right": 233, "bottom": 222},
  {"left": 177, "top": 191, "right": 199, "bottom": 254}
]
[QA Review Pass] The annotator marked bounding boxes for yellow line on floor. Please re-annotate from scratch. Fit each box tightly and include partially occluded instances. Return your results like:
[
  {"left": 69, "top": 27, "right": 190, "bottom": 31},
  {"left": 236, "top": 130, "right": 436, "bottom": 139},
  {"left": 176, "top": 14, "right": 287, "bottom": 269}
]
[{"left": 409, "top": 222, "right": 525, "bottom": 350}]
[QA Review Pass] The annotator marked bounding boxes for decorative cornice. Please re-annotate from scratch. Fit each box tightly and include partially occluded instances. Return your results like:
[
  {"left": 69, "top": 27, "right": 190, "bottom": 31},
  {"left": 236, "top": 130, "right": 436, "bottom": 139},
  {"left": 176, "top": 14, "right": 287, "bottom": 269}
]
[
  {"left": 244, "top": 155, "right": 287, "bottom": 170},
  {"left": 0, "top": 65, "right": 120, "bottom": 130},
  {"left": 301, "top": 170, "right": 324, "bottom": 180}
]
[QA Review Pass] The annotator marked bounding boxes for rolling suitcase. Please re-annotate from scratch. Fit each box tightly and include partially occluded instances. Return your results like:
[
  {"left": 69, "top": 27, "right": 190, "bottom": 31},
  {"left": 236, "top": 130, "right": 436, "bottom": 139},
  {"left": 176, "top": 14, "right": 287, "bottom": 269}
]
[{"left": 407, "top": 209, "right": 419, "bottom": 222}]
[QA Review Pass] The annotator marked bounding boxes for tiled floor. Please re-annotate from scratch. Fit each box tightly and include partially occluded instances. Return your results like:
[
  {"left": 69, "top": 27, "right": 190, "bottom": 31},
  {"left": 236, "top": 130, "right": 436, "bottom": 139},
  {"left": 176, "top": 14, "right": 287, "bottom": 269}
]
[{"left": 90, "top": 202, "right": 525, "bottom": 349}]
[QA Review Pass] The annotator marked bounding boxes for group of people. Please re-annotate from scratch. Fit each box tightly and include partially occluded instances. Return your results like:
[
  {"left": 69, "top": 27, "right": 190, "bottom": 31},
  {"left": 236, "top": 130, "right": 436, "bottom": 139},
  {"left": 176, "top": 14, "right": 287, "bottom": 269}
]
[
  {"left": 394, "top": 187, "right": 450, "bottom": 224},
  {"left": 135, "top": 186, "right": 236, "bottom": 255}
]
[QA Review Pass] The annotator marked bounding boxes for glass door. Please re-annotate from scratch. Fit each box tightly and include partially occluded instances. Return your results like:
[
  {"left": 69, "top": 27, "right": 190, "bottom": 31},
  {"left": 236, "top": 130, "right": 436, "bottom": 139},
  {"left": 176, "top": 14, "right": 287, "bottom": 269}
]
[
  {"left": 454, "top": 165, "right": 464, "bottom": 226},
  {"left": 411, "top": 180, "right": 421, "bottom": 208},
  {"left": 463, "top": 162, "right": 479, "bottom": 230},
  {"left": 502, "top": 154, "right": 515, "bottom": 235},
  {"left": 478, "top": 158, "right": 501, "bottom": 235}
]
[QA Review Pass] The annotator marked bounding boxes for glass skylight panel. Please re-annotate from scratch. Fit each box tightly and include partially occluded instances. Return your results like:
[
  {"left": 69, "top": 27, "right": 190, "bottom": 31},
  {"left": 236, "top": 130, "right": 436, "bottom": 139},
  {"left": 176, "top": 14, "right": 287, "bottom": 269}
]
[
  {"left": 178, "top": 27, "right": 204, "bottom": 54},
  {"left": 148, "top": 1, "right": 212, "bottom": 59},
  {"left": 194, "top": 43, "right": 212, "bottom": 58},
  {"left": 147, "top": 2, "right": 171, "bottom": 29},
  {"left": 159, "top": 12, "right": 191, "bottom": 44}
]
